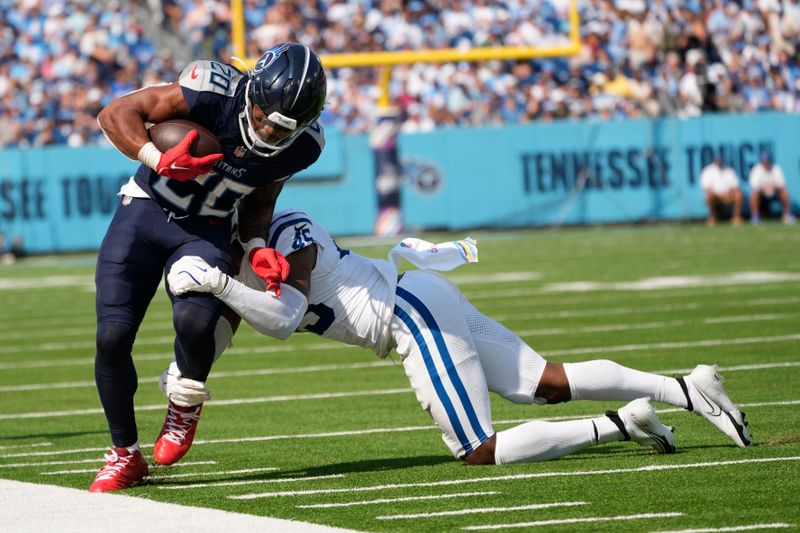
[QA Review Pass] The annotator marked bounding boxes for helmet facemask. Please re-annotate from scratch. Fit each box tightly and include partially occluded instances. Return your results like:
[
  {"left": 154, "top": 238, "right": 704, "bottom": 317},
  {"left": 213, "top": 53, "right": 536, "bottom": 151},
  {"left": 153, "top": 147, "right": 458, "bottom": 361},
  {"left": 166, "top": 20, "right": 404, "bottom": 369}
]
[{"left": 238, "top": 79, "right": 309, "bottom": 157}]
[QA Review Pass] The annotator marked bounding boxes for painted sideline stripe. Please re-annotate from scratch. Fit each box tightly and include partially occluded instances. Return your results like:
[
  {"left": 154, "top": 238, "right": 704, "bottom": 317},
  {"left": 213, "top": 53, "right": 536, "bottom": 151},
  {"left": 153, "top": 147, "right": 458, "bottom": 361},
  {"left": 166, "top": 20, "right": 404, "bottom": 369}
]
[
  {"left": 545, "top": 334, "right": 800, "bottom": 357},
  {"left": 0, "top": 479, "right": 357, "bottom": 533},
  {"left": 296, "top": 491, "right": 500, "bottom": 509},
  {"left": 3, "top": 294, "right": 796, "bottom": 359},
  {"left": 376, "top": 501, "right": 588, "bottom": 520},
  {"left": 0, "top": 361, "right": 394, "bottom": 392},
  {"left": 462, "top": 512, "right": 684, "bottom": 530},
  {"left": 0, "top": 280, "right": 786, "bottom": 340},
  {"left": 42, "top": 461, "right": 218, "bottom": 475},
  {"left": 516, "top": 313, "right": 792, "bottom": 337},
  {"left": 227, "top": 457, "right": 800, "bottom": 499},
  {"left": 158, "top": 473, "right": 345, "bottom": 490},
  {"left": 493, "top": 297, "right": 800, "bottom": 322},
  {"left": 0, "top": 442, "right": 52, "bottom": 450},
  {"left": 0, "top": 388, "right": 411, "bottom": 421},
  {"left": 651, "top": 524, "right": 794, "bottom": 533},
  {"left": 3, "top": 399, "right": 799, "bottom": 460},
  {"left": 1, "top": 357, "right": 796, "bottom": 395},
  {"left": 465, "top": 278, "right": 797, "bottom": 303},
  {"left": 540, "top": 271, "right": 800, "bottom": 293}
]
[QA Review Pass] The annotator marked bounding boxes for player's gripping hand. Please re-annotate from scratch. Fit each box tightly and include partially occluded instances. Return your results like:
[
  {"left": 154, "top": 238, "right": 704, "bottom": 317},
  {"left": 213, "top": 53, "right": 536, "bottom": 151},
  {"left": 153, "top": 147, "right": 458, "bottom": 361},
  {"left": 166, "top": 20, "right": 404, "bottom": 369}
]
[
  {"left": 155, "top": 130, "right": 223, "bottom": 181},
  {"left": 168, "top": 256, "right": 228, "bottom": 296},
  {"left": 249, "top": 247, "right": 290, "bottom": 296}
]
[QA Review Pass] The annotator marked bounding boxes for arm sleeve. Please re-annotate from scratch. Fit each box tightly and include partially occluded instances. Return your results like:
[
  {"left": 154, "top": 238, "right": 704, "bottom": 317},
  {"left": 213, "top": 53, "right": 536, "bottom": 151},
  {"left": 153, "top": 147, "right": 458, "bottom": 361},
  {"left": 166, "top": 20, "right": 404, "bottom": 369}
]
[{"left": 216, "top": 277, "right": 308, "bottom": 340}]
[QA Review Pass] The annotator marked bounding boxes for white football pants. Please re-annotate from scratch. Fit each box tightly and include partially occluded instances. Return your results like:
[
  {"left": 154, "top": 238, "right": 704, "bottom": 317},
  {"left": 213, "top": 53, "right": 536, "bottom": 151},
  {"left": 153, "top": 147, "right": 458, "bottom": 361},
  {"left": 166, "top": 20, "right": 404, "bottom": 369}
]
[{"left": 391, "top": 270, "right": 546, "bottom": 458}]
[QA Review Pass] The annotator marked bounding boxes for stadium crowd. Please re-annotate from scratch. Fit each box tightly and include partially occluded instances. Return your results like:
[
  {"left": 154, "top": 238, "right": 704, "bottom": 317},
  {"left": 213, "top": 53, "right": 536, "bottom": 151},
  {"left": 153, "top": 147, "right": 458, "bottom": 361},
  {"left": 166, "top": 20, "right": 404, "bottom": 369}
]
[{"left": 3, "top": 0, "right": 800, "bottom": 146}]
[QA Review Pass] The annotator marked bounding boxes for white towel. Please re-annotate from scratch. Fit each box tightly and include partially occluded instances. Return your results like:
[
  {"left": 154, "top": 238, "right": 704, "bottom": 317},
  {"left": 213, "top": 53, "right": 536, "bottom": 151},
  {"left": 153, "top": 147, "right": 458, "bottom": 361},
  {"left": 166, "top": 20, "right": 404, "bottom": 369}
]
[{"left": 388, "top": 237, "right": 478, "bottom": 271}]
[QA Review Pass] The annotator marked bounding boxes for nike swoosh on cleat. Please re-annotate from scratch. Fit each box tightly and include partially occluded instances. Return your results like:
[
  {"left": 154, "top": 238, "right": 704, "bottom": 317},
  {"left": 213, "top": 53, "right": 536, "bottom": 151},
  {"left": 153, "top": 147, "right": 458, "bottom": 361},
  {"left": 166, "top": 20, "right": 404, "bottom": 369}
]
[
  {"left": 643, "top": 428, "right": 676, "bottom": 453},
  {"left": 724, "top": 411, "right": 752, "bottom": 447},
  {"left": 695, "top": 389, "right": 722, "bottom": 417}
]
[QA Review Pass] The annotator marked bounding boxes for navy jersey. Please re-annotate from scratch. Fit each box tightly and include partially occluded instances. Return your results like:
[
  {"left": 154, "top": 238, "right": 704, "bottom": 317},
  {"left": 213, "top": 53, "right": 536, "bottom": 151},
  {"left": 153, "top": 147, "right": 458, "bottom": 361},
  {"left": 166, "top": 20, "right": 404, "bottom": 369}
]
[{"left": 133, "top": 60, "right": 325, "bottom": 219}]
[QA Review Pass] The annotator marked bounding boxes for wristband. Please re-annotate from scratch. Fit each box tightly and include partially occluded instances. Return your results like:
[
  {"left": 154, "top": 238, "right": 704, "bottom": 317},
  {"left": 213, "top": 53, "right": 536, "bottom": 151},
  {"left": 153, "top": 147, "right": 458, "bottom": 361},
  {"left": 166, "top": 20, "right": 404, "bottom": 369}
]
[
  {"left": 137, "top": 141, "right": 163, "bottom": 171},
  {"left": 242, "top": 238, "right": 267, "bottom": 257}
]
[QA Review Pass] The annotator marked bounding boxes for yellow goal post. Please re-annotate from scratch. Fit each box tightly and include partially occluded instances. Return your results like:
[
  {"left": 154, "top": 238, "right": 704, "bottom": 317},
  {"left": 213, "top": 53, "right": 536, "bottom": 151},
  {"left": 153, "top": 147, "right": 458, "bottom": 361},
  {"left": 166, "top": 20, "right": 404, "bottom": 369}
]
[{"left": 230, "top": 0, "right": 581, "bottom": 108}]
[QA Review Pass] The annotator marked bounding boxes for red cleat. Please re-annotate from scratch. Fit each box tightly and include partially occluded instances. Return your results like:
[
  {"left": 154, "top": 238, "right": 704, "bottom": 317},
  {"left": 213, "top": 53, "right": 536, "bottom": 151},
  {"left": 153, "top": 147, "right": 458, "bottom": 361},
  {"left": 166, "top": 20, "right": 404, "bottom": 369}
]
[
  {"left": 89, "top": 447, "right": 148, "bottom": 493},
  {"left": 153, "top": 401, "right": 203, "bottom": 465}
]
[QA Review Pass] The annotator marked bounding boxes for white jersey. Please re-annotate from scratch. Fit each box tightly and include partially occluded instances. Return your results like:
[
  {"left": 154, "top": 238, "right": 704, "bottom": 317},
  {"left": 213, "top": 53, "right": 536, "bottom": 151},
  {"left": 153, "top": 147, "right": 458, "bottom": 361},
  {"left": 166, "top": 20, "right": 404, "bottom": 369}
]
[
  {"left": 229, "top": 210, "right": 545, "bottom": 459},
  {"left": 700, "top": 163, "right": 739, "bottom": 195},
  {"left": 748, "top": 162, "right": 786, "bottom": 195},
  {"left": 260, "top": 209, "right": 398, "bottom": 357}
]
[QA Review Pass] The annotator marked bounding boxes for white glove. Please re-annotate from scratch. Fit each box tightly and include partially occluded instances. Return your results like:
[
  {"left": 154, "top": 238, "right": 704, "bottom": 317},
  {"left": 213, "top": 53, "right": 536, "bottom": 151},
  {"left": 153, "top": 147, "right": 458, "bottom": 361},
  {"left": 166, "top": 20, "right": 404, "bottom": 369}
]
[{"left": 168, "top": 255, "right": 228, "bottom": 296}]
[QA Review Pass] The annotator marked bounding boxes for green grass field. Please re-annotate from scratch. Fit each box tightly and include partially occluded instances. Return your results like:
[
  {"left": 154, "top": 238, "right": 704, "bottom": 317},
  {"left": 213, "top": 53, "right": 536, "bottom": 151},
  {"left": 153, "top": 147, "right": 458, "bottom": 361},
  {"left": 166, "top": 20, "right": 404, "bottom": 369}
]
[{"left": 1, "top": 222, "right": 799, "bottom": 532}]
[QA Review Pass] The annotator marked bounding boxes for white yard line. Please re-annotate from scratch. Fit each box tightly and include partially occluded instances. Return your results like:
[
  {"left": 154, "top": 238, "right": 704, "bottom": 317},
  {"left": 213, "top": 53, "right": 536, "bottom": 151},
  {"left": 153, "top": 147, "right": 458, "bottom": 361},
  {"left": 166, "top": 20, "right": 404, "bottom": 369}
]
[
  {"left": 42, "top": 461, "right": 217, "bottom": 475},
  {"left": 227, "top": 457, "right": 800, "bottom": 499},
  {"left": 296, "top": 491, "right": 500, "bottom": 509},
  {"left": 462, "top": 512, "right": 684, "bottom": 530},
  {"left": 493, "top": 297, "right": 800, "bottom": 322},
  {"left": 545, "top": 334, "right": 800, "bottom": 357},
  {"left": 228, "top": 456, "right": 800, "bottom": 500},
  {"left": 0, "top": 479, "right": 357, "bottom": 533},
  {"left": 516, "top": 314, "right": 792, "bottom": 337},
  {"left": 0, "top": 361, "right": 394, "bottom": 392},
  {"left": 2, "top": 294, "right": 797, "bottom": 360},
  {"left": 651, "top": 524, "right": 794, "bottom": 533},
  {"left": 376, "top": 501, "right": 588, "bottom": 520},
  {"left": 157, "top": 473, "right": 345, "bottom": 490},
  {"left": 3, "top": 399, "right": 799, "bottom": 461},
  {"left": 0, "top": 356, "right": 796, "bottom": 395},
  {"left": 540, "top": 271, "right": 800, "bottom": 293},
  {"left": 146, "top": 466, "right": 277, "bottom": 479},
  {"left": 0, "top": 442, "right": 52, "bottom": 450},
  {"left": 0, "top": 388, "right": 411, "bottom": 421},
  {"left": 0, "top": 281, "right": 789, "bottom": 341}
]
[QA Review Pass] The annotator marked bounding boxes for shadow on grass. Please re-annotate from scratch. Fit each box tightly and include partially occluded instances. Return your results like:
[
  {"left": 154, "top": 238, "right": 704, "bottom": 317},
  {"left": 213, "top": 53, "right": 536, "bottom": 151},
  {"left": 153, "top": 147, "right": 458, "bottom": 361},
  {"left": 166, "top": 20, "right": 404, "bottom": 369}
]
[
  {"left": 147, "top": 454, "right": 453, "bottom": 486},
  {"left": 0, "top": 430, "right": 109, "bottom": 442}
]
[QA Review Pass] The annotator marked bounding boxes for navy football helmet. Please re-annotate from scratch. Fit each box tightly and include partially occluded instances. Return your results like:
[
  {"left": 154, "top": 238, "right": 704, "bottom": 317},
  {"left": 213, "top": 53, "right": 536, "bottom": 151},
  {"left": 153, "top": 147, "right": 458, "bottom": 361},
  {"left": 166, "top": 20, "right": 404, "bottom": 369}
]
[{"left": 239, "top": 43, "right": 327, "bottom": 157}]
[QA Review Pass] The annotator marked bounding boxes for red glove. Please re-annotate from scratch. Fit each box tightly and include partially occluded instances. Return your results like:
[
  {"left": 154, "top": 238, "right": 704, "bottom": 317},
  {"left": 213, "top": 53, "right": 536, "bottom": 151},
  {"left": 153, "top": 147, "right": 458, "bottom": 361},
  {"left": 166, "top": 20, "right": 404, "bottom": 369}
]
[
  {"left": 249, "top": 247, "right": 290, "bottom": 296},
  {"left": 156, "top": 130, "right": 223, "bottom": 181}
]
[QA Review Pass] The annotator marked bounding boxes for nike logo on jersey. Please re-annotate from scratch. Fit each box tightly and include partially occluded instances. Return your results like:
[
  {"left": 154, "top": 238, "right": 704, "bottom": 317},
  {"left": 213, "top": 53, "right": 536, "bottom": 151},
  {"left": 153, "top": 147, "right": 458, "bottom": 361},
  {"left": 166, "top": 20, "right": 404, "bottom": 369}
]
[{"left": 191, "top": 65, "right": 199, "bottom": 79}]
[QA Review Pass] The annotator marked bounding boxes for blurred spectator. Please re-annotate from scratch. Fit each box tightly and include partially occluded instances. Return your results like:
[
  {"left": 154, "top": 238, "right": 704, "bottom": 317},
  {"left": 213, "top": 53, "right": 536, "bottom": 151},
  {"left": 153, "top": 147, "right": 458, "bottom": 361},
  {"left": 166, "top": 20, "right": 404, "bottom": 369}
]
[
  {"left": 748, "top": 152, "right": 796, "bottom": 224},
  {"left": 5, "top": 0, "right": 800, "bottom": 143},
  {"left": 700, "top": 155, "right": 744, "bottom": 226}
]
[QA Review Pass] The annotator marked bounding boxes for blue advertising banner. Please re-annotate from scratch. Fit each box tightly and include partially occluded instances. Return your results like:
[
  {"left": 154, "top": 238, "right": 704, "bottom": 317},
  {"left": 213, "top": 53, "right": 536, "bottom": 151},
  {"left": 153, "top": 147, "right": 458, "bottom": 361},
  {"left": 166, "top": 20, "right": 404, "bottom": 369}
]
[{"left": 1, "top": 113, "right": 797, "bottom": 253}]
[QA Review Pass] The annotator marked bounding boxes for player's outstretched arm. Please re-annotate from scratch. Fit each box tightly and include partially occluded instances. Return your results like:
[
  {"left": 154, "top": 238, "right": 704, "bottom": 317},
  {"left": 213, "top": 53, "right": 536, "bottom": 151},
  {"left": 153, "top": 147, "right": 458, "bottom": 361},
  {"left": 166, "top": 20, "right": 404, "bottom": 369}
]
[
  {"left": 168, "top": 246, "right": 315, "bottom": 340},
  {"left": 97, "top": 83, "right": 189, "bottom": 161}
]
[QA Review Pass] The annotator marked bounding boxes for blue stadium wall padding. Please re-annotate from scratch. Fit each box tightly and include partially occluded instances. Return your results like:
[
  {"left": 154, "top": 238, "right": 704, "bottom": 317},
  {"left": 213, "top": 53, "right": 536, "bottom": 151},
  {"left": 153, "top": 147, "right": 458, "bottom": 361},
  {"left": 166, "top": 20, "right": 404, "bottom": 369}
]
[{"left": 1, "top": 112, "right": 797, "bottom": 253}]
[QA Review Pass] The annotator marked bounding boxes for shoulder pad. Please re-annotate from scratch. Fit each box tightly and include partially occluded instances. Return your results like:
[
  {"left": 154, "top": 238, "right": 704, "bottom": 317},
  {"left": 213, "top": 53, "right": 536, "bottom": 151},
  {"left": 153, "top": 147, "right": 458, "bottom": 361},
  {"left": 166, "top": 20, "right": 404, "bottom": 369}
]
[{"left": 179, "top": 60, "right": 244, "bottom": 97}]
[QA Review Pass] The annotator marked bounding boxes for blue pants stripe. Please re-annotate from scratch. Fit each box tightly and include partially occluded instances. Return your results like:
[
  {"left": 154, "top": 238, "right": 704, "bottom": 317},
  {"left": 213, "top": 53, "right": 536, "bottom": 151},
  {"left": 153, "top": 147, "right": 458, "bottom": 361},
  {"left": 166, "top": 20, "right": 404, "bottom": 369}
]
[
  {"left": 393, "top": 304, "right": 474, "bottom": 454},
  {"left": 396, "top": 286, "right": 490, "bottom": 448}
]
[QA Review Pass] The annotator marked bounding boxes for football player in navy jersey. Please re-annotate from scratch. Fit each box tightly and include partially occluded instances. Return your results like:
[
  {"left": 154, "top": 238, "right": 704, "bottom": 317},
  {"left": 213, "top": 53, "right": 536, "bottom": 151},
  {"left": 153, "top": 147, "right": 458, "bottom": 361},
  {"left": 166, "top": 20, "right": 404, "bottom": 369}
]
[{"left": 88, "top": 43, "right": 327, "bottom": 492}]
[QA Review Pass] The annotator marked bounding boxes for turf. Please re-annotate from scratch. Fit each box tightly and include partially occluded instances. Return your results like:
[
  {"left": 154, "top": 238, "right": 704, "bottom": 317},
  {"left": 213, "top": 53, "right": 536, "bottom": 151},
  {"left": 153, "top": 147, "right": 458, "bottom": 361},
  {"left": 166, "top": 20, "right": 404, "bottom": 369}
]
[{"left": 1, "top": 222, "right": 799, "bottom": 532}]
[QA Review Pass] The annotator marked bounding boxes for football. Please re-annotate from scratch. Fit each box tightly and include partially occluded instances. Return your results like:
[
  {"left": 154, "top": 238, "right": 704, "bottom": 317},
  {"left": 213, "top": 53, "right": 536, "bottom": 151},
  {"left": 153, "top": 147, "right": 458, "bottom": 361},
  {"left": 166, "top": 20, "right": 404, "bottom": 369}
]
[{"left": 148, "top": 119, "right": 222, "bottom": 156}]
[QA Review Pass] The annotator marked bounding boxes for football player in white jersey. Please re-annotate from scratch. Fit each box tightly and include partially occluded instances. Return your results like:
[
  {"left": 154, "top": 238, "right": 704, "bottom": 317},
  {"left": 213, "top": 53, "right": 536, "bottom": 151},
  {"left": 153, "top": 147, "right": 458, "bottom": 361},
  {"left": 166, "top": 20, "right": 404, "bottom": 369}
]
[{"left": 166, "top": 209, "right": 751, "bottom": 465}]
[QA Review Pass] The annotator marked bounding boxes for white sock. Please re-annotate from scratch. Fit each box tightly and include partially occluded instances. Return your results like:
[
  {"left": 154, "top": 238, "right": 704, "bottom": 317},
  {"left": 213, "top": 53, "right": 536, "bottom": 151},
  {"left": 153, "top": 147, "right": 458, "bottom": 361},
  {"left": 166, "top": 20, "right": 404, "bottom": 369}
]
[
  {"left": 494, "top": 416, "right": 623, "bottom": 464},
  {"left": 563, "top": 360, "right": 688, "bottom": 408},
  {"left": 125, "top": 442, "right": 141, "bottom": 454}
]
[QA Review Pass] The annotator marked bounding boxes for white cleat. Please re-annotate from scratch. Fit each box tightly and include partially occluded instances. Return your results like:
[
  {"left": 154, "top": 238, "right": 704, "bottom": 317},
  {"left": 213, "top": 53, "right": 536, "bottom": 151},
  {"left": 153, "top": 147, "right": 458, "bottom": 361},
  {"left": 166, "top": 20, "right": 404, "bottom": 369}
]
[
  {"left": 678, "top": 364, "right": 751, "bottom": 448},
  {"left": 613, "top": 397, "right": 676, "bottom": 453}
]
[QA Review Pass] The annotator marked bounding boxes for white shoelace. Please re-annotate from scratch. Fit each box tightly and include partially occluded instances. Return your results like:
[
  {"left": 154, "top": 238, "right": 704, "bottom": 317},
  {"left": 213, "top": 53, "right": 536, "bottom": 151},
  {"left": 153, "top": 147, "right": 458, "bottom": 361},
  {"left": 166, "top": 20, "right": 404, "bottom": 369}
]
[
  {"left": 94, "top": 449, "right": 135, "bottom": 481},
  {"left": 162, "top": 405, "right": 201, "bottom": 445}
]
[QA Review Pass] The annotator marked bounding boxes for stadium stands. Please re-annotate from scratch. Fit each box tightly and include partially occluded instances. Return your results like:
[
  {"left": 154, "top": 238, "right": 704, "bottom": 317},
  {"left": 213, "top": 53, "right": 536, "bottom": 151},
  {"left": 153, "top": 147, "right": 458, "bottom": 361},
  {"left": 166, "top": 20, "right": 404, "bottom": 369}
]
[{"left": 2, "top": 0, "right": 799, "bottom": 146}]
